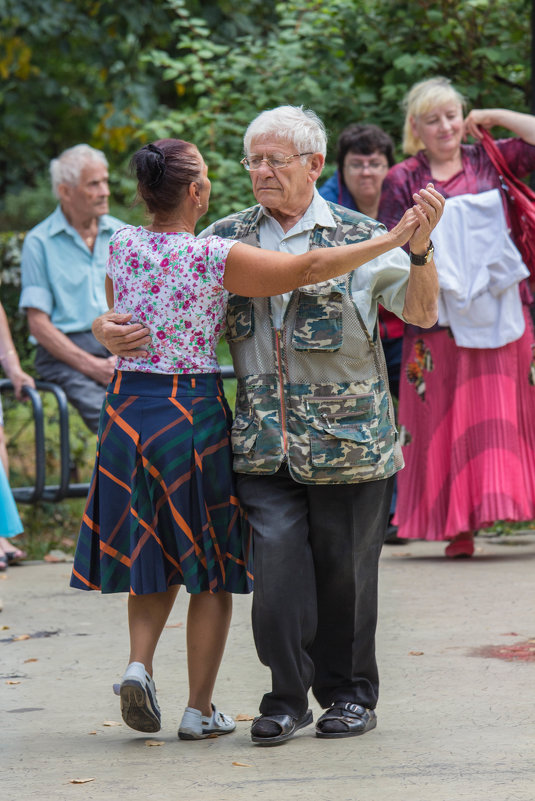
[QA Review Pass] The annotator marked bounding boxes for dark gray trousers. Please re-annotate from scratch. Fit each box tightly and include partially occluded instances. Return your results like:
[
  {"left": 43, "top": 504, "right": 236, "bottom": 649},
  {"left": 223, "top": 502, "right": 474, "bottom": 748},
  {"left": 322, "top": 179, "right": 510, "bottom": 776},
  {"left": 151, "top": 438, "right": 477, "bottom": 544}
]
[
  {"left": 237, "top": 466, "right": 394, "bottom": 718},
  {"left": 34, "top": 331, "right": 109, "bottom": 435}
]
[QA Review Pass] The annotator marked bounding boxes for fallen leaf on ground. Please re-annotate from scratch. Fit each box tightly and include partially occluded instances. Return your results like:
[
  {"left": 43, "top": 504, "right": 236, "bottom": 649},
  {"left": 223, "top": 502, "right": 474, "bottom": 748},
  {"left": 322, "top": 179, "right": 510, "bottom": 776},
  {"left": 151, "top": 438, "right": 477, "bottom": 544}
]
[
  {"left": 88, "top": 731, "right": 97, "bottom": 735},
  {"left": 500, "top": 632, "right": 519, "bottom": 636},
  {"left": 13, "top": 634, "right": 30, "bottom": 641},
  {"left": 24, "top": 658, "right": 38, "bottom": 663},
  {"left": 164, "top": 622, "right": 183, "bottom": 628},
  {"left": 232, "top": 762, "right": 253, "bottom": 768},
  {"left": 1, "top": 625, "right": 9, "bottom": 630},
  {"left": 409, "top": 651, "right": 424, "bottom": 656},
  {"left": 235, "top": 713, "right": 255, "bottom": 721},
  {"left": 70, "top": 778, "right": 95, "bottom": 784},
  {"left": 145, "top": 740, "right": 165, "bottom": 747},
  {"left": 102, "top": 720, "right": 122, "bottom": 727},
  {"left": 6, "top": 679, "right": 21, "bottom": 685},
  {"left": 44, "top": 550, "right": 68, "bottom": 563}
]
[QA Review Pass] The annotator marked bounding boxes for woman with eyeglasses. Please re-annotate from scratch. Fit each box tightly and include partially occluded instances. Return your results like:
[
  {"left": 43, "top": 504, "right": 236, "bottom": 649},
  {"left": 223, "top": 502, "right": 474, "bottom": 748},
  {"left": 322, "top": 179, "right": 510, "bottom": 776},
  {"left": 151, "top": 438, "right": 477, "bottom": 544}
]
[
  {"left": 70, "top": 137, "right": 442, "bottom": 740},
  {"left": 378, "top": 77, "right": 535, "bottom": 558}
]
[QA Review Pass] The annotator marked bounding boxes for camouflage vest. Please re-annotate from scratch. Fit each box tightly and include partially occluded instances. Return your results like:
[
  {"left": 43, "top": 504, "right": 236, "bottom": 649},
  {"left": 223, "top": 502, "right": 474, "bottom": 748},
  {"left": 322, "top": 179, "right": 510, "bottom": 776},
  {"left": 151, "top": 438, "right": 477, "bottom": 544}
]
[{"left": 211, "top": 202, "right": 403, "bottom": 485}]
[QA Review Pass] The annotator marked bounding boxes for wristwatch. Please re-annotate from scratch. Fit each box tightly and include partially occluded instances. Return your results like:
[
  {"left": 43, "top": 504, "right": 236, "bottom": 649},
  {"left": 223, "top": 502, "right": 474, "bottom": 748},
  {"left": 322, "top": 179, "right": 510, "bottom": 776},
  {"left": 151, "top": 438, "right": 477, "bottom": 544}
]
[{"left": 409, "top": 240, "right": 434, "bottom": 265}]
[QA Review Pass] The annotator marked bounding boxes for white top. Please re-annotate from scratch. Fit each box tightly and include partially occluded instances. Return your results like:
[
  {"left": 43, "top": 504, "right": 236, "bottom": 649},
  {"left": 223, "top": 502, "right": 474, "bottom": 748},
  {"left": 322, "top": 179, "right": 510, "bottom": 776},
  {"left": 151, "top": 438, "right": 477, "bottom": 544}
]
[
  {"left": 107, "top": 226, "right": 236, "bottom": 373},
  {"left": 432, "top": 189, "right": 528, "bottom": 348}
]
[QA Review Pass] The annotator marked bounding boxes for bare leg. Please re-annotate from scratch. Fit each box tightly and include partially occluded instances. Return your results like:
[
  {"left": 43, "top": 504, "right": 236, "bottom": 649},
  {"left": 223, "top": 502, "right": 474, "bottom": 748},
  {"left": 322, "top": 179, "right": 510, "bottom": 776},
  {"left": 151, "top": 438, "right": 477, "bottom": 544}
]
[
  {"left": 186, "top": 590, "right": 232, "bottom": 716},
  {"left": 127, "top": 585, "right": 180, "bottom": 675}
]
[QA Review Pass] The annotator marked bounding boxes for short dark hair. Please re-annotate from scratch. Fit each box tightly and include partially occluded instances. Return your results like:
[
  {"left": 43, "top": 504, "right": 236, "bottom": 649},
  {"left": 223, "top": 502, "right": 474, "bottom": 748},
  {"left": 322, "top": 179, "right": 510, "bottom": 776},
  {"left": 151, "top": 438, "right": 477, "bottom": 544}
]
[
  {"left": 336, "top": 124, "right": 395, "bottom": 176},
  {"left": 130, "top": 138, "right": 203, "bottom": 215}
]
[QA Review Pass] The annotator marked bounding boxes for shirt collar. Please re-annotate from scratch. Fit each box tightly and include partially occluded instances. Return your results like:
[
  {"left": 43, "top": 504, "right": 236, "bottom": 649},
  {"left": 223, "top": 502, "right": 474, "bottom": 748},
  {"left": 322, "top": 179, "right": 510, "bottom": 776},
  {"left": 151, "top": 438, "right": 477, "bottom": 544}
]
[
  {"left": 48, "top": 205, "right": 116, "bottom": 237},
  {"left": 259, "top": 188, "right": 336, "bottom": 237}
]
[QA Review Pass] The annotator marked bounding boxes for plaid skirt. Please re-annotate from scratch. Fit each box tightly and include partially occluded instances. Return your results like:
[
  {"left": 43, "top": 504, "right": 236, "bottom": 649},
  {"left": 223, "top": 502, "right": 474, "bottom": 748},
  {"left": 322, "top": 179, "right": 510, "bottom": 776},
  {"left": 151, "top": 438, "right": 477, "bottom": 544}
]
[{"left": 70, "top": 370, "right": 253, "bottom": 595}]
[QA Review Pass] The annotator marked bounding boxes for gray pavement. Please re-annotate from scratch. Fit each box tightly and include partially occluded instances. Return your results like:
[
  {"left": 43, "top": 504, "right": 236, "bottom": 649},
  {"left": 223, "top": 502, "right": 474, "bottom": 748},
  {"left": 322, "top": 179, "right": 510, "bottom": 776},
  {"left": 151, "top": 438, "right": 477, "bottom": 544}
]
[{"left": 1, "top": 532, "right": 534, "bottom": 801}]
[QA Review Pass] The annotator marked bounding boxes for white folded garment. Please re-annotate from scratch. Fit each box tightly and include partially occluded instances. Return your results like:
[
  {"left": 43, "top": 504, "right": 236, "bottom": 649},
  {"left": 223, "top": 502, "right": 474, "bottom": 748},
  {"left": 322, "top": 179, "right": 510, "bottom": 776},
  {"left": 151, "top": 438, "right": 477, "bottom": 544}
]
[{"left": 432, "top": 188, "right": 528, "bottom": 348}]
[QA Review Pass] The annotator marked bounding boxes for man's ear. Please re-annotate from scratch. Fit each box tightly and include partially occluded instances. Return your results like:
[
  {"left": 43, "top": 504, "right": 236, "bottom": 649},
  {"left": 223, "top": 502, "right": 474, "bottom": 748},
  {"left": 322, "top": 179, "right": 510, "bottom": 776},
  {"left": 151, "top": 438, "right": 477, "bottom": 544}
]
[
  {"left": 308, "top": 153, "right": 325, "bottom": 184},
  {"left": 57, "top": 182, "right": 71, "bottom": 205}
]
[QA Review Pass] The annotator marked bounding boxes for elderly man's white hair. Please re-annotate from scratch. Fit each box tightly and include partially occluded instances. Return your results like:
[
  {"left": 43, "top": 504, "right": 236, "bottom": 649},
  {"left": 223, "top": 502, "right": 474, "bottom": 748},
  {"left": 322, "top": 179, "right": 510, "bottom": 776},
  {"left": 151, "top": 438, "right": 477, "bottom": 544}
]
[
  {"left": 50, "top": 144, "right": 108, "bottom": 198},
  {"left": 243, "top": 105, "right": 327, "bottom": 158}
]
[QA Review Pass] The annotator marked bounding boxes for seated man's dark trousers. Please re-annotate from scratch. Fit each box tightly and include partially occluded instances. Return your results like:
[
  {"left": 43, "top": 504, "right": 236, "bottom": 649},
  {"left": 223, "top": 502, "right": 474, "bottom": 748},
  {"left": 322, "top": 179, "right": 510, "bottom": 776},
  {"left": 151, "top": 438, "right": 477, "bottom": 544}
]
[
  {"left": 237, "top": 465, "right": 395, "bottom": 718},
  {"left": 34, "top": 331, "right": 109, "bottom": 434}
]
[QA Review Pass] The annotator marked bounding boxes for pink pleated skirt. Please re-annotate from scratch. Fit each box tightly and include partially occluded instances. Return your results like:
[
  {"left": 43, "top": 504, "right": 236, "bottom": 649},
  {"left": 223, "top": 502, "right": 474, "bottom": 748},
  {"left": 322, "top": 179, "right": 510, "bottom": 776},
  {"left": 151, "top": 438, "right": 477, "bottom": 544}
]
[{"left": 394, "top": 308, "right": 535, "bottom": 540}]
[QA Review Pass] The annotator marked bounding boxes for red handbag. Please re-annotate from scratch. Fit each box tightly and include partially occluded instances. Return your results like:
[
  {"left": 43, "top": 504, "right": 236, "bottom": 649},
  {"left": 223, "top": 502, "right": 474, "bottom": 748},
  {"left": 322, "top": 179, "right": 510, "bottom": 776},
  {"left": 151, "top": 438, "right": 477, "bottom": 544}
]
[{"left": 480, "top": 128, "right": 535, "bottom": 279}]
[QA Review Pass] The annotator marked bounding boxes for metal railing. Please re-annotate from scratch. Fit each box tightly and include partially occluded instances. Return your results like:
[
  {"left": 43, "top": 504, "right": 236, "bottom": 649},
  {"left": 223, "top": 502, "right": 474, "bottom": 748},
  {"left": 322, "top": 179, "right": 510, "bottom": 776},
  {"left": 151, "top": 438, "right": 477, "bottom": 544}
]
[{"left": 0, "top": 379, "right": 91, "bottom": 503}]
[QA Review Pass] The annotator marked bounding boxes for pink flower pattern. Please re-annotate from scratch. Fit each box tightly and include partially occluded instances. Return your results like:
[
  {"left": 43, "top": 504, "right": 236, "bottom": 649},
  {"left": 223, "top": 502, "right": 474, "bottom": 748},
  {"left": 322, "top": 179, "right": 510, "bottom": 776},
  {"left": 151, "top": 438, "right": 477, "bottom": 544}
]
[{"left": 107, "top": 226, "right": 235, "bottom": 374}]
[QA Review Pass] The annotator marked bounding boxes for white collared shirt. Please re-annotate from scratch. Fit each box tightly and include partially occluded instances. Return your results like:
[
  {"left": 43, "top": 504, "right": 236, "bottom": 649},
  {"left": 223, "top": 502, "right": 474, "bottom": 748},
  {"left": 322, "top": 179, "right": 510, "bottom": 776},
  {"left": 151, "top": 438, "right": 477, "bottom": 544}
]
[
  {"left": 258, "top": 189, "right": 410, "bottom": 332},
  {"left": 200, "top": 189, "right": 411, "bottom": 335}
]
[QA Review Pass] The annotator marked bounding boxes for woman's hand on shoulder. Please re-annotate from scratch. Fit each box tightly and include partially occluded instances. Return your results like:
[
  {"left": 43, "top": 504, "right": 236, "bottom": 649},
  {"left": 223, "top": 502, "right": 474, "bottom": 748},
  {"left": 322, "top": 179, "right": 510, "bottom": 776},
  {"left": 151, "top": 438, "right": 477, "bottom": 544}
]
[
  {"left": 464, "top": 108, "right": 535, "bottom": 144},
  {"left": 463, "top": 109, "right": 501, "bottom": 140}
]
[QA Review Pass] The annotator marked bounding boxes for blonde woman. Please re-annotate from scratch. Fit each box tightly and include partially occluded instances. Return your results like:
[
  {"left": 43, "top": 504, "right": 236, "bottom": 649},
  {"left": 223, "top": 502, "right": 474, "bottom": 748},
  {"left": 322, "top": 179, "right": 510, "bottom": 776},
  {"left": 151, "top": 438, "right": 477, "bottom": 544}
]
[{"left": 379, "top": 77, "right": 535, "bottom": 557}]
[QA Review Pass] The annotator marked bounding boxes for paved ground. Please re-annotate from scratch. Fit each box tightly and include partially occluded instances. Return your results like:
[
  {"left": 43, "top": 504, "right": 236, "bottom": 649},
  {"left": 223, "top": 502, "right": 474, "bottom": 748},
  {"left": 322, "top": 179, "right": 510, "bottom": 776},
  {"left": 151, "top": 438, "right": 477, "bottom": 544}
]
[{"left": 1, "top": 532, "right": 534, "bottom": 801}]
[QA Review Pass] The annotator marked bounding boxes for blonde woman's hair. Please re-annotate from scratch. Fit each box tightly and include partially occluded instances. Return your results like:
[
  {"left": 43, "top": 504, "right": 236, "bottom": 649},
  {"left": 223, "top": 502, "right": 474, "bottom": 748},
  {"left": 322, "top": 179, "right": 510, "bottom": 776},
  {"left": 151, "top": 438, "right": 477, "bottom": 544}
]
[{"left": 402, "top": 77, "right": 466, "bottom": 155}]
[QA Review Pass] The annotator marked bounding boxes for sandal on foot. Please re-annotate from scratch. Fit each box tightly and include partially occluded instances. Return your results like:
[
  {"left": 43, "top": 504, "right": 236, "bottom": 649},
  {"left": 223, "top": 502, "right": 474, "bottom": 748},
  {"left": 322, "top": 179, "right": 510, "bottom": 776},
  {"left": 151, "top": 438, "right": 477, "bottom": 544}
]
[
  {"left": 315, "top": 703, "right": 377, "bottom": 739},
  {"left": 178, "top": 704, "right": 235, "bottom": 740},
  {"left": 119, "top": 661, "right": 161, "bottom": 733},
  {"left": 5, "top": 547, "right": 27, "bottom": 565},
  {"left": 251, "top": 709, "right": 313, "bottom": 746}
]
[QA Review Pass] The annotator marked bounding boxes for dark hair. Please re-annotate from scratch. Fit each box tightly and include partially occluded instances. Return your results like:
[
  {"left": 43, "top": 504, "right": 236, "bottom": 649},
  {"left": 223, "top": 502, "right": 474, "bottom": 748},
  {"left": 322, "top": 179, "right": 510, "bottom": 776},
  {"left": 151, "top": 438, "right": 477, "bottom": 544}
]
[
  {"left": 336, "top": 124, "right": 395, "bottom": 176},
  {"left": 130, "top": 139, "right": 203, "bottom": 215}
]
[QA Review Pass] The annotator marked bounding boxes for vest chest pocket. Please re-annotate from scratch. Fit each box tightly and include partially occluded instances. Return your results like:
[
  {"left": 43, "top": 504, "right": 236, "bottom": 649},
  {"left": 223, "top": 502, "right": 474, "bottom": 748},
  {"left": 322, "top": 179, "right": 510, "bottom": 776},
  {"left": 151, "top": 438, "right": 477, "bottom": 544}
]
[
  {"left": 226, "top": 295, "right": 254, "bottom": 342},
  {"left": 292, "top": 287, "right": 344, "bottom": 351}
]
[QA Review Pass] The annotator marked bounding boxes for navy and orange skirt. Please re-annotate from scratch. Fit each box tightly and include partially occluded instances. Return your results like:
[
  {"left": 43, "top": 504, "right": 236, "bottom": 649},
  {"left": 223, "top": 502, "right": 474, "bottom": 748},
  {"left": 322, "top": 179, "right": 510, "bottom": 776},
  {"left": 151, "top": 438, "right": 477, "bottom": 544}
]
[{"left": 71, "top": 370, "right": 253, "bottom": 595}]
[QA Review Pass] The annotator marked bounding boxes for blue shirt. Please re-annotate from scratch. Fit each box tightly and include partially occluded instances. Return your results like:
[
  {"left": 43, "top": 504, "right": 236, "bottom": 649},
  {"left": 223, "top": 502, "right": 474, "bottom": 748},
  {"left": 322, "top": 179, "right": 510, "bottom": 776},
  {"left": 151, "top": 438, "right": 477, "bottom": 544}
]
[
  {"left": 19, "top": 205, "right": 123, "bottom": 337},
  {"left": 318, "top": 170, "right": 356, "bottom": 210}
]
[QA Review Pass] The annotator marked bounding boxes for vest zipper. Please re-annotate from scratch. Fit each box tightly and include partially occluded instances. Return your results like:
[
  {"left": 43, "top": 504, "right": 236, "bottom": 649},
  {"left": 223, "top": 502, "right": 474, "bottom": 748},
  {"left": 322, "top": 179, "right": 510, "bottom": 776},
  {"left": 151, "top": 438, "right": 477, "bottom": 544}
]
[{"left": 275, "top": 329, "right": 288, "bottom": 456}]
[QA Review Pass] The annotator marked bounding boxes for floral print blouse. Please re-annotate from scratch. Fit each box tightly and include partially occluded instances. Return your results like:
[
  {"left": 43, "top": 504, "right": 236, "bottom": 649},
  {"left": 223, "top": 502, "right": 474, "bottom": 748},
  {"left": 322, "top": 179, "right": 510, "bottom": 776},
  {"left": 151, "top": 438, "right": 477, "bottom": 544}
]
[{"left": 107, "top": 226, "right": 236, "bottom": 373}]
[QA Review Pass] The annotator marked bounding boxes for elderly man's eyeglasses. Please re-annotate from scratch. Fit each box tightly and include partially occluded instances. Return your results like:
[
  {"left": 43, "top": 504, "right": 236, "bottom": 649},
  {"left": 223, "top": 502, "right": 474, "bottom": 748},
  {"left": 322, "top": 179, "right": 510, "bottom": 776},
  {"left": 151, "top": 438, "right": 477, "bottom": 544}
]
[
  {"left": 345, "top": 160, "right": 388, "bottom": 173},
  {"left": 240, "top": 153, "right": 313, "bottom": 171}
]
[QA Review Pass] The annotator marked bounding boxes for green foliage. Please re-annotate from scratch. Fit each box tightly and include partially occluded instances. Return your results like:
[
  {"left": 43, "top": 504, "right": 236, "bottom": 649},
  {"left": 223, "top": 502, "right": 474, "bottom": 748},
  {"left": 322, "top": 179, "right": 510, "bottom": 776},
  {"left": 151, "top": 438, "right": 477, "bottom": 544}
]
[
  {"left": 141, "top": 0, "right": 531, "bottom": 226},
  {"left": 0, "top": 0, "right": 177, "bottom": 216},
  {"left": 1, "top": 0, "right": 531, "bottom": 228}
]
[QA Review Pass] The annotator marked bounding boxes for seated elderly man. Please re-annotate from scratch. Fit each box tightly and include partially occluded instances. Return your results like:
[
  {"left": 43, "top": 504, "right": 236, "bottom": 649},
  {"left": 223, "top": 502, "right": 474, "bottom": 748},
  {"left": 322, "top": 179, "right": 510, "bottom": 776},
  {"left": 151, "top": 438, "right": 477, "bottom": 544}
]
[{"left": 19, "top": 144, "right": 123, "bottom": 433}]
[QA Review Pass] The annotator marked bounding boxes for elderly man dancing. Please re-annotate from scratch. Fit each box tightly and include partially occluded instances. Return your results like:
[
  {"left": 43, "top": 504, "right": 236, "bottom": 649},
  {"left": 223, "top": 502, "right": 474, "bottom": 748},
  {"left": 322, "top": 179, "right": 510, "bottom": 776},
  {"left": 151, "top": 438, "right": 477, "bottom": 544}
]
[{"left": 94, "top": 105, "right": 443, "bottom": 745}]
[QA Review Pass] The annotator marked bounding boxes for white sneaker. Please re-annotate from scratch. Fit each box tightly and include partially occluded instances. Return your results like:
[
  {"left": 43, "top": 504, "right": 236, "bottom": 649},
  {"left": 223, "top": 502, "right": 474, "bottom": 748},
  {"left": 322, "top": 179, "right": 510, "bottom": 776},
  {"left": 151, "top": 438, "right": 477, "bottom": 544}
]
[
  {"left": 119, "top": 661, "right": 161, "bottom": 733},
  {"left": 178, "top": 704, "right": 236, "bottom": 740}
]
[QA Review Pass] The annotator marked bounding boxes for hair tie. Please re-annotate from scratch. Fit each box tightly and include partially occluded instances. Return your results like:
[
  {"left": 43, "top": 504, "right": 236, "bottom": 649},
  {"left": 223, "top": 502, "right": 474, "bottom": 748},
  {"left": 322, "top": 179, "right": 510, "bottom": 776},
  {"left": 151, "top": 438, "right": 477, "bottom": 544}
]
[{"left": 143, "top": 143, "right": 165, "bottom": 187}]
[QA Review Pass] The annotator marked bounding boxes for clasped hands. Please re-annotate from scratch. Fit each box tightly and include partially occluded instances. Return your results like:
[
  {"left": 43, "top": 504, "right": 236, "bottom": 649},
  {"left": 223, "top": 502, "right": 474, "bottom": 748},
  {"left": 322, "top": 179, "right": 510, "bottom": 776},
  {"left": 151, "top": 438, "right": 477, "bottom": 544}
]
[{"left": 390, "top": 183, "right": 445, "bottom": 255}]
